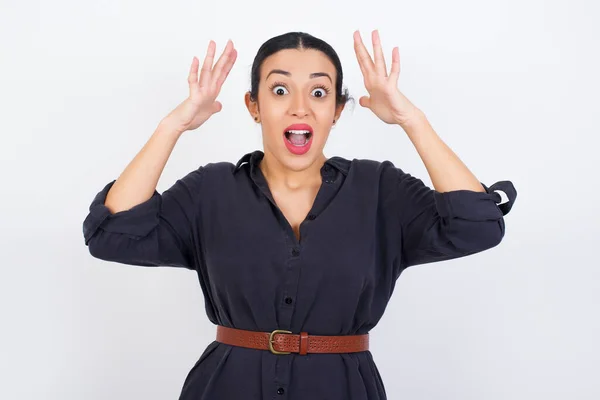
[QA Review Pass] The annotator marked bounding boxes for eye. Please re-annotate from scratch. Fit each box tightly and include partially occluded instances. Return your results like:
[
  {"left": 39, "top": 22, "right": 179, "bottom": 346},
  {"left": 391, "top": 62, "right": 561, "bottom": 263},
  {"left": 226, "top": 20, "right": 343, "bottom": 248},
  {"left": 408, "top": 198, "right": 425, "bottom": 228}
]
[
  {"left": 311, "top": 85, "right": 331, "bottom": 98},
  {"left": 268, "top": 82, "right": 332, "bottom": 98},
  {"left": 270, "top": 83, "right": 289, "bottom": 96}
]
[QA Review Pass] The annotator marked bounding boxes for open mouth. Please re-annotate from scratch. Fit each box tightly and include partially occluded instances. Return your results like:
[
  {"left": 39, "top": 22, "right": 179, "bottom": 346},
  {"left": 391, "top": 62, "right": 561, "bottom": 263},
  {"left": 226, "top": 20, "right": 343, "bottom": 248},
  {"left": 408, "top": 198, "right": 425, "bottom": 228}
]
[{"left": 284, "top": 130, "right": 313, "bottom": 146}]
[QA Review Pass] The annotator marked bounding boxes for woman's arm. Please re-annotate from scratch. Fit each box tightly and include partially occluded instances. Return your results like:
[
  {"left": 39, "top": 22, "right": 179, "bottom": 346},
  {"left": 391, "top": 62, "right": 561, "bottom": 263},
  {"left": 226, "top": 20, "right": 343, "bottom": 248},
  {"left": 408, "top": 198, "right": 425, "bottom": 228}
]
[
  {"left": 104, "top": 120, "right": 183, "bottom": 214},
  {"left": 399, "top": 111, "right": 486, "bottom": 194},
  {"left": 83, "top": 40, "right": 237, "bottom": 269},
  {"left": 389, "top": 112, "right": 517, "bottom": 269},
  {"left": 352, "top": 30, "right": 517, "bottom": 270},
  {"left": 82, "top": 119, "right": 203, "bottom": 269}
]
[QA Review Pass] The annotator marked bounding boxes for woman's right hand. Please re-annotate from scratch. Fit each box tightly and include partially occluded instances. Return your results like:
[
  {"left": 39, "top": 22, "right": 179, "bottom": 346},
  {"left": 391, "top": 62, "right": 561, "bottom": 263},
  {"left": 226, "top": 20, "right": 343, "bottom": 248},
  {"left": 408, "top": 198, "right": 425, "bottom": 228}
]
[{"left": 163, "top": 40, "right": 237, "bottom": 134}]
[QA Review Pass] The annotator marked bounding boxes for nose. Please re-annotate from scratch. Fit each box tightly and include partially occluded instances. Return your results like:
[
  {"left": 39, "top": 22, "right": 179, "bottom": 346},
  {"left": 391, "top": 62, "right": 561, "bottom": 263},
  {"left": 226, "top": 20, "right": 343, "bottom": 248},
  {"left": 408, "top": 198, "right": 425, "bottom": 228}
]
[{"left": 289, "top": 91, "right": 309, "bottom": 118}]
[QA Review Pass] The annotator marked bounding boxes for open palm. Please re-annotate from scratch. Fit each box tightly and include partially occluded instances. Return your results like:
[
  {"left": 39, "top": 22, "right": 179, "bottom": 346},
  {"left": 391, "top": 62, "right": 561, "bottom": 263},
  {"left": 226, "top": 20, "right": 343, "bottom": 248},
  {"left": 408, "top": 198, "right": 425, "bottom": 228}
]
[{"left": 353, "top": 30, "right": 420, "bottom": 126}]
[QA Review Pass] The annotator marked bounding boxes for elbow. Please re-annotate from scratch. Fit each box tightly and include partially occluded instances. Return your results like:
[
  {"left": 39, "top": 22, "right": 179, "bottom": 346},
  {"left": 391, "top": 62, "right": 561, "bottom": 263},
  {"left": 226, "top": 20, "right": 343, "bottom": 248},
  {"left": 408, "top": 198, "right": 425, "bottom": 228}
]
[
  {"left": 85, "top": 231, "right": 109, "bottom": 261},
  {"left": 450, "top": 217, "right": 505, "bottom": 253},
  {"left": 87, "top": 240, "right": 101, "bottom": 260},
  {"left": 84, "top": 227, "right": 120, "bottom": 263},
  {"left": 480, "top": 218, "right": 505, "bottom": 250}
]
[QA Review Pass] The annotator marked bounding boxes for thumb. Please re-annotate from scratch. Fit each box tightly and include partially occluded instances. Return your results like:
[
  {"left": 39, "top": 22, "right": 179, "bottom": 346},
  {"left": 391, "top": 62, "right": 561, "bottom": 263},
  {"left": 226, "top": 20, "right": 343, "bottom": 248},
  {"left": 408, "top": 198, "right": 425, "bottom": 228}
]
[
  {"left": 211, "top": 101, "right": 223, "bottom": 114},
  {"left": 359, "top": 96, "right": 371, "bottom": 109}
]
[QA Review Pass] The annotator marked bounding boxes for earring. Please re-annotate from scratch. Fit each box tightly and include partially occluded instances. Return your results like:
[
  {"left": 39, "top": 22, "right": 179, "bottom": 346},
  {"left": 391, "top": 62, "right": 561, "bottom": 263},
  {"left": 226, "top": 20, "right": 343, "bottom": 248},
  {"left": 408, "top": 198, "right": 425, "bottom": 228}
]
[{"left": 255, "top": 117, "right": 259, "bottom": 122}]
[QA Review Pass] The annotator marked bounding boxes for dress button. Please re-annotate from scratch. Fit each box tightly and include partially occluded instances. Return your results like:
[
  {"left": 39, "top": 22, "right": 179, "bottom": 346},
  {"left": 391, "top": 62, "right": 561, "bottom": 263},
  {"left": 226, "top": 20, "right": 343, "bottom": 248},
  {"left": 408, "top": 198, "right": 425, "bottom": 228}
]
[
  {"left": 292, "top": 248, "right": 300, "bottom": 257},
  {"left": 277, "top": 387, "right": 285, "bottom": 395},
  {"left": 285, "top": 296, "right": 293, "bottom": 304},
  {"left": 307, "top": 214, "right": 316, "bottom": 220}
]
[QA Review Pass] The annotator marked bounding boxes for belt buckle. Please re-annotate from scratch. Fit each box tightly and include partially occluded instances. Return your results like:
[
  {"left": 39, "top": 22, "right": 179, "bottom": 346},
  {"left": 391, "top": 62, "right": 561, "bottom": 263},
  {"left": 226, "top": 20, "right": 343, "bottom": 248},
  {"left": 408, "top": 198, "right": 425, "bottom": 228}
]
[{"left": 269, "top": 329, "right": 292, "bottom": 355}]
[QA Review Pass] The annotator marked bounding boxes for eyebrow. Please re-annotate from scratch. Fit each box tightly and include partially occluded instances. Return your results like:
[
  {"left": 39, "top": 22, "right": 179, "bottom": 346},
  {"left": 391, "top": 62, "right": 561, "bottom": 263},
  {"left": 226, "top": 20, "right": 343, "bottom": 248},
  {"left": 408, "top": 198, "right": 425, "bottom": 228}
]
[{"left": 265, "top": 69, "right": 332, "bottom": 84}]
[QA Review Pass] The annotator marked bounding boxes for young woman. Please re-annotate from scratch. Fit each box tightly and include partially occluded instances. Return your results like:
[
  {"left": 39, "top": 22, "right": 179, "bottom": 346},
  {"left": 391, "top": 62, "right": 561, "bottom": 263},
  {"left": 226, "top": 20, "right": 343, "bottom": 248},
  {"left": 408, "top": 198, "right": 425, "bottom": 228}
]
[{"left": 83, "top": 30, "right": 517, "bottom": 400}]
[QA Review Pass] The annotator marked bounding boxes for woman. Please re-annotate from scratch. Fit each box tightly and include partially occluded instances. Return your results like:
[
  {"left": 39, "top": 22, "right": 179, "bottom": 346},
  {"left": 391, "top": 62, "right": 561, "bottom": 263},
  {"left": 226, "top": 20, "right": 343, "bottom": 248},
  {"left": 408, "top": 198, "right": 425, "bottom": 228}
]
[{"left": 83, "top": 30, "right": 517, "bottom": 399}]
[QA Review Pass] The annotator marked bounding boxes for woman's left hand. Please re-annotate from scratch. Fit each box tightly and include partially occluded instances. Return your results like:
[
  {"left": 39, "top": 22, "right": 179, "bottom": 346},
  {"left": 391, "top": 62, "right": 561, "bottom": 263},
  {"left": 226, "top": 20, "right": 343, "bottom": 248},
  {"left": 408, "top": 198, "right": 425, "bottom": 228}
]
[{"left": 353, "top": 30, "right": 422, "bottom": 127}]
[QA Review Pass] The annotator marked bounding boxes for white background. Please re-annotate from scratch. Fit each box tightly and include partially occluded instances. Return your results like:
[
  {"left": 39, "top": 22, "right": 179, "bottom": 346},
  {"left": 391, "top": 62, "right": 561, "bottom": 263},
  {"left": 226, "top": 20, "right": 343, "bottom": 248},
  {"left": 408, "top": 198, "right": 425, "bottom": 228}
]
[{"left": 1, "top": 0, "right": 599, "bottom": 399}]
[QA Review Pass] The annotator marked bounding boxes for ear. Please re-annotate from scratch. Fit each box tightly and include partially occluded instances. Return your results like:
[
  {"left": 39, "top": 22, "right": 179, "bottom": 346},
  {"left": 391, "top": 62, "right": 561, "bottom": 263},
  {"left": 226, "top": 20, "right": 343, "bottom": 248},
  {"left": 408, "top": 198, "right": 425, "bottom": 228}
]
[
  {"left": 334, "top": 103, "right": 345, "bottom": 122},
  {"left": 244, "top": 91, "right": 259, "bottom": 120}
]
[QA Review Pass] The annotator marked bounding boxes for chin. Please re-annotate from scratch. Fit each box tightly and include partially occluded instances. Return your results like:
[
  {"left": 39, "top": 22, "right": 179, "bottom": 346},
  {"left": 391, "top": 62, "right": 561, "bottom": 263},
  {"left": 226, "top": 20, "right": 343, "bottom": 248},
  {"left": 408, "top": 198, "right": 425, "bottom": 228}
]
[
  {"left": 265, "top": 140, "right": 325, "bottom": 172},
  {"left": 284, "top": 154, "right": 320, "bottom": 171}
]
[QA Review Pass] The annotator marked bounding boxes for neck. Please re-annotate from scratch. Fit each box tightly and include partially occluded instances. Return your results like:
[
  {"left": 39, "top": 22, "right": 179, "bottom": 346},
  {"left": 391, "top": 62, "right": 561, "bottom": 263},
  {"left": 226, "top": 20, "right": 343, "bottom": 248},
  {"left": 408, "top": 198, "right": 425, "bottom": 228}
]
[{"left": 259, "top": 151, "right": 327, "bottom": 191}]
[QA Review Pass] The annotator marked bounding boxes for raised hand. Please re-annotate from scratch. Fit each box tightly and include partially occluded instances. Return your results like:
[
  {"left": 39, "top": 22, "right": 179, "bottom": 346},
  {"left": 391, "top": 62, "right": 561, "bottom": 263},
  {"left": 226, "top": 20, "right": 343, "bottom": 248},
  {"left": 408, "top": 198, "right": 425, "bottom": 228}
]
[
  {"left": 164, "top": 40, "right": 238, "bottom": 133},
  {"left": 353, "top": 30, "right": 421, "bottom": 127}
]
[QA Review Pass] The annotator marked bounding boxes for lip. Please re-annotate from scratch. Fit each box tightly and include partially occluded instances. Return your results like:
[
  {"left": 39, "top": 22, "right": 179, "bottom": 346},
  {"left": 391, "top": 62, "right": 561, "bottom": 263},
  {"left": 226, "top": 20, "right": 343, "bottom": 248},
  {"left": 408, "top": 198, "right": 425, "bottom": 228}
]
[
  {"left": 284, "top": 123, "right": 314, "bottom": 134},
  {"left": 282, "top": 123, "right": 313, "bottom": 156}
]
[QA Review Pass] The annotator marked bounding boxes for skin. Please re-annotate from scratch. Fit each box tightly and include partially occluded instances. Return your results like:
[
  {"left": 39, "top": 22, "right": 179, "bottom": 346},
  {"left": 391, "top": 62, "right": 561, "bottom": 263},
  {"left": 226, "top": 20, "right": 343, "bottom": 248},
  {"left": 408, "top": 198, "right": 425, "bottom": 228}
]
[
  {"left": 352, "top": 29, "right": 485, "bottom": 193},
  {"left": 244, "top": 48, "right": 344, "bottom": 186},
  {"left": 240, "top": 29, "right": 486, "bottom": 239},
  {"left": 244, "top": 48, "right": 345, "bottom": 239}
]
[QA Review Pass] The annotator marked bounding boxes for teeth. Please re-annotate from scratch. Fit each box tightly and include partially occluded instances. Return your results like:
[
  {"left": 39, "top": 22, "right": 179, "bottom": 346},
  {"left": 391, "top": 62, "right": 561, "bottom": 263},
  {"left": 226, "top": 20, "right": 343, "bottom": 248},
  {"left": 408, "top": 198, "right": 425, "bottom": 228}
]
[
  {"left": 285, "top": 130, "right": 310, "bottom": 146},
  {"left": 286, "top": 130, "right": 311, "bottom": 135}
]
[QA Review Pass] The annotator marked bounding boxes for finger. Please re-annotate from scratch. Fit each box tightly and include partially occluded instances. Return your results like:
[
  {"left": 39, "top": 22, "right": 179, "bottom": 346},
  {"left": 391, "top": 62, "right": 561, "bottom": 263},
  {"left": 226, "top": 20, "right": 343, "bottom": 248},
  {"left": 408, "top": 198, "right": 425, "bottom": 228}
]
[
  {"left": 353, "top": 30, "right": 375, "bottom": 77},
  {"left": 199, "top": 40, "right": 216, "bottom": 88},
  {"left": 211, "top": 101, "right": 223, "bottom": 114},
  {"left": 188, "top": 56, "right": 199, "bottom": 88},
  {"left": 372, "top": 30, "right": 388, "bottom": 77},
  {"left": 390, "top": 47, "right": 401, "bottom": 86},
  {"left": 359, "top": 96, "right": 371, "bottom": 109},
  {"left": 211, "top": 40, "right": 234, "bottom": 89},
  {"left": 214, "top": 48, "right": 237, "bottom": 90}
]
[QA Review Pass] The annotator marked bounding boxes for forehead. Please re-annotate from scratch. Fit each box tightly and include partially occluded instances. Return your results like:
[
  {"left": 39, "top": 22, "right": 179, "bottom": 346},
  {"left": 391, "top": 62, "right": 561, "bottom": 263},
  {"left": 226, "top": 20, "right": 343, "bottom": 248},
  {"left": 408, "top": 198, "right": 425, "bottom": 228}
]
[{"left": 261, "top": 48, "right": 336, "bottom": 81}]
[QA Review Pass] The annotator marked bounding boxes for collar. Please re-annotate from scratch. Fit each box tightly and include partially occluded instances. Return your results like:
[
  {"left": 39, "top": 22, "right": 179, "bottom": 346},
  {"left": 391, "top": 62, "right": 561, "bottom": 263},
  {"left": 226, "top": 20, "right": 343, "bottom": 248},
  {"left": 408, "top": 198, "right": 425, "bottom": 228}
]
[{"left": 233, "top": 150, "right": 350, "bottom": 176}]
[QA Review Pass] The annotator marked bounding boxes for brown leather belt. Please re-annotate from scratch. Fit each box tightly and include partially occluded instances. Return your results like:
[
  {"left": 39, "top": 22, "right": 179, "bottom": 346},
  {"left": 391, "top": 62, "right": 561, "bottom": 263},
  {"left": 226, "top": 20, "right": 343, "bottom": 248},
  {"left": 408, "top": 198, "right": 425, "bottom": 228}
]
[{"left": 216, "top": 325, "right": 369, "bottom": 355}]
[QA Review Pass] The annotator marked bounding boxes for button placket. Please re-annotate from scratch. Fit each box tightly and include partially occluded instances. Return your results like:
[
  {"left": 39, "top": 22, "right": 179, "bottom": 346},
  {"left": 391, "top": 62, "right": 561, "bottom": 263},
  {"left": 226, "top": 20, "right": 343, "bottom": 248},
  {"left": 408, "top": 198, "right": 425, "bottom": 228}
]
[
  {"left": 240, "top": 152, "right": 348, "bottom": 396},
  {"left": 278, "top": 241, "right": 303, "bottom": 334},
  {"left": 281, "top": 289, "right": 295, "bottom": 308}
]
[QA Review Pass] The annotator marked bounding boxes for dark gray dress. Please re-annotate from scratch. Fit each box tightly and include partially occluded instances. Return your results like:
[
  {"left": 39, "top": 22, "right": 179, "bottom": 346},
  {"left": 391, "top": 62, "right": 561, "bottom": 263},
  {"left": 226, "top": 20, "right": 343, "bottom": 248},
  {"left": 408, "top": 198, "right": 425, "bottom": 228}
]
[{"left": 83, "top": 150, "right": 517, "bottom": 399}]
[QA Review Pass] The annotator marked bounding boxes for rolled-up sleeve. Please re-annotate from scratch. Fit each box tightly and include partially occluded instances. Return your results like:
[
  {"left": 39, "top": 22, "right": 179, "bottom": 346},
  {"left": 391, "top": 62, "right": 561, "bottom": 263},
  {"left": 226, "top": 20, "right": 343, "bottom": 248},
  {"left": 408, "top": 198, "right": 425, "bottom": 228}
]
[
  {"left": 82, "top": 168, "right": 204, "bottom": 269},
  {"left": 390, "top": 165, "right": 517, "bottom": 268}
]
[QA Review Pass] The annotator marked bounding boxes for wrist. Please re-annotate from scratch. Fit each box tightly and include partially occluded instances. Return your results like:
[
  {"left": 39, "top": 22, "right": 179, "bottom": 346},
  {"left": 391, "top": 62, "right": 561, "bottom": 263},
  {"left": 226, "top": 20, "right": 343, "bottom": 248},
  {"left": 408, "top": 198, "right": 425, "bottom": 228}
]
[
  {"left": 157, "top": 117, "right": 186, "bottom": 138},
  {"left": 398, "top": 108, "right": 427, "bottom": 131}
]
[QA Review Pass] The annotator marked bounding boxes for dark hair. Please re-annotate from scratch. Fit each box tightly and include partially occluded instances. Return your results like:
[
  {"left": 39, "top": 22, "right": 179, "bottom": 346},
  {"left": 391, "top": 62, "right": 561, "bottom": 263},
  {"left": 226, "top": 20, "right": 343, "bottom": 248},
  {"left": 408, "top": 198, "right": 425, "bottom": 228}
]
[{"left": 249, "top": 32, "right": 354, "bottom": 110}]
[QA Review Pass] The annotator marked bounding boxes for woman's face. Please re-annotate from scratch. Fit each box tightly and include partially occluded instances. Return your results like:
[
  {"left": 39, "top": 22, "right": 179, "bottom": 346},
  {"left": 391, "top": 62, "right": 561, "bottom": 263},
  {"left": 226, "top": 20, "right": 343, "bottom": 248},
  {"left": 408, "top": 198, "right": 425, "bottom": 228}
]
[{"left": 245, "top": 48, "right": 344, "bottom": 172}]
